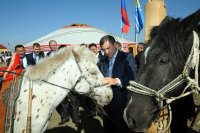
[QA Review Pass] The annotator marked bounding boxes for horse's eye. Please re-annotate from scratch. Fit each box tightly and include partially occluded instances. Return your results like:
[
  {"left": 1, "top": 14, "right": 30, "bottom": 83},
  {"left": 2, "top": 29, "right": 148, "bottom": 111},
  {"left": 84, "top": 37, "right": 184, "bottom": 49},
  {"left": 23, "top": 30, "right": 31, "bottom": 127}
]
[{"left": 159, "top": 58, "right": 169, "bottom": 65}]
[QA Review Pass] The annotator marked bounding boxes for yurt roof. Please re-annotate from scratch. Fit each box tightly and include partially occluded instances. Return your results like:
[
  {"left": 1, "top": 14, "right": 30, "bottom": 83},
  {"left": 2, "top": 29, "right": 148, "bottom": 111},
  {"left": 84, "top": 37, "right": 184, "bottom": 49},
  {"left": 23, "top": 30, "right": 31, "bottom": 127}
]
[
  {"left": 24, "top": 24, "right": 134, "bottom": 52},
  {"left": 0, "top": 44, "right": 7, "bottom": 49}
]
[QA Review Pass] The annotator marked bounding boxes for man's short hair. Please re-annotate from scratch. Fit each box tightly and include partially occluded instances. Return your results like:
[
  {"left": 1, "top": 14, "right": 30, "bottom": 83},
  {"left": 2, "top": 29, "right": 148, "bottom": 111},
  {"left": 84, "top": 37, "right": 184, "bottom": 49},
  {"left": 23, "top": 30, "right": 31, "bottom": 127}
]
[
  {"left": 137, "top": 42, "right": 146, "bottom": 49},
  {"left": 15, "top": 45, "right": 24, "bottom": 51},
  {"left": 33, "top": 43, "right": 40, "bottom": 47},
  {"left": 115, "top": 41, "right": 121, "bottom": 46},
  {"left": 80, "top": 43, "right": 87, "bottom": 47},
  {"left": 100, "top": 35, "right": 116, "bottom": 46},
  {"left": 49, "top": 40, "right": 57, "bottom": 45},
  {"left": 88, "top": 43, "right": 97, "bottom": 49},
  {"left": 129, "top": 47, "right": 133, "bottom": 53},
  {"left": 58, "top": 45, "right": 66, "bottom": 50},
  {"left": 138, "top": 42, "right": 145, "bottom": 45}
]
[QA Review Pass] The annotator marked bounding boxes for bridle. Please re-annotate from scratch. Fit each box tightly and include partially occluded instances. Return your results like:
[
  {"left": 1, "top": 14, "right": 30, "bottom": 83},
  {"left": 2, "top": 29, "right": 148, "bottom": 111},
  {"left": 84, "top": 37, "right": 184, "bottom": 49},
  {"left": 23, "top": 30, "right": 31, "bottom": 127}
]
[
  {"left": 40, "top": 50, "right": 108, "bottom": 98},
  {"left": 127, "top": 31, "right": 200, "bottom": 132},
  {"left": 40, "top": 50, "right": 109, "bottom": 115},
  {"left": 0, "top": 51, "right": 108, "bottom": 100}
]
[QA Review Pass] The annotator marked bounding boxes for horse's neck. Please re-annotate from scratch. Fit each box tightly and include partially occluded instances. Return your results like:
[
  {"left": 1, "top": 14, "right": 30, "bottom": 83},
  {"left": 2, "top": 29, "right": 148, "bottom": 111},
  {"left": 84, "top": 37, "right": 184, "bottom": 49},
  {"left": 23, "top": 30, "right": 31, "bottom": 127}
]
[
  {"left": 14, "top": 59, "right": 81, "bottom": 133},
  {"left": 45, "top": 59, "right": 79, "bottom": 105}
]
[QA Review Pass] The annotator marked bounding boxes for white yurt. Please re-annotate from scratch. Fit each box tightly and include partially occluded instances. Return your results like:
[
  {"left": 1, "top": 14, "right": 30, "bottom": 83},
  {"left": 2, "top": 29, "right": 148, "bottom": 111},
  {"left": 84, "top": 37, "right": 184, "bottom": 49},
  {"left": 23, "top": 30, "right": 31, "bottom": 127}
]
[{"left": 24, "top": 24, "right": 136, "bottom": 53}]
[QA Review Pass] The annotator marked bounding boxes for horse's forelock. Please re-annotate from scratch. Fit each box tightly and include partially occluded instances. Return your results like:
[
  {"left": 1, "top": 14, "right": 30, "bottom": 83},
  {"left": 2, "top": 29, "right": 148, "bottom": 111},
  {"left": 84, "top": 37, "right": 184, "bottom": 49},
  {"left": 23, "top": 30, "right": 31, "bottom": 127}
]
[{"left": 80, "top": 48, "right": 98, "bottom": 64}]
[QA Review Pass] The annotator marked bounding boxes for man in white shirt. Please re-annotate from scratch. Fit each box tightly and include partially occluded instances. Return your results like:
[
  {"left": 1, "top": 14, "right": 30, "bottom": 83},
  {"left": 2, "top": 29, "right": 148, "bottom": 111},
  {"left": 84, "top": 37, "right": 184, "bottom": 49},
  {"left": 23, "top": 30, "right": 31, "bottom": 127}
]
[{"left": 47, "top": 40, "right": 58, "bottom": 57}]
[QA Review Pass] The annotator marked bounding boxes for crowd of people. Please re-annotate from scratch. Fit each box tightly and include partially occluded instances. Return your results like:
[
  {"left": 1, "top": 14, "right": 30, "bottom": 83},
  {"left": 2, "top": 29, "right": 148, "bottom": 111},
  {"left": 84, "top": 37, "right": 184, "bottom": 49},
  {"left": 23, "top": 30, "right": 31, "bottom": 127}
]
[{"left": 0, "top": 34, "right": 193, "bottom": 133}]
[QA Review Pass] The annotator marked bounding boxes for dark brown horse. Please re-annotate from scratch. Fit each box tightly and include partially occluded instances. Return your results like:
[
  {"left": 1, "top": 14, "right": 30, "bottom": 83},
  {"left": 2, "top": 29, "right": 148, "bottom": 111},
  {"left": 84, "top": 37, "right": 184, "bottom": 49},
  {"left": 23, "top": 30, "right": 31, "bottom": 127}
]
[{"left": 124, "top": 9, "right": 200, "bottom": 133}]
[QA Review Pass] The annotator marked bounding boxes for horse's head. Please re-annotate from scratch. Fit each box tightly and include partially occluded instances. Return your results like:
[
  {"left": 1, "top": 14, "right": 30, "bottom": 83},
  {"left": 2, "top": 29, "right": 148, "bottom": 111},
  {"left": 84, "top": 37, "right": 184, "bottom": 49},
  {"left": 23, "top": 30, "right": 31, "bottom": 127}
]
[
  {"left": 124, "top": 9, "right": 200, "bottom": 132},
  {"left": 71, "top": 47, "right": 113, "bottom": 106}
]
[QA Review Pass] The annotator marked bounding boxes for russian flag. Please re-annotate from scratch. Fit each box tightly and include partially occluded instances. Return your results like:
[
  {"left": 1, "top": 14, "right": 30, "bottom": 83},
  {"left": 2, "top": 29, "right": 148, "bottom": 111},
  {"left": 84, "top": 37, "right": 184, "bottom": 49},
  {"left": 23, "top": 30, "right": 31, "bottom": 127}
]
[{"left": 121, "top": 0, "right": 130, "bottom": 34}]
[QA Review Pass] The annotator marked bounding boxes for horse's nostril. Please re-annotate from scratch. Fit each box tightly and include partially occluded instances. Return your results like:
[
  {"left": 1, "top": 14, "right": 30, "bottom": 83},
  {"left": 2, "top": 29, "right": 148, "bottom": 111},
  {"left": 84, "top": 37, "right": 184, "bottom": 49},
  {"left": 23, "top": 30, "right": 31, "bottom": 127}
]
[
  {"left": 128, "top": 116, "right": 146, "bottom": 133},
  {"left": 128, "top": 117, "right": 136, "bottom": 130},
  {"left": 107, "top": 95, "right": 111, "bottom": 101}
]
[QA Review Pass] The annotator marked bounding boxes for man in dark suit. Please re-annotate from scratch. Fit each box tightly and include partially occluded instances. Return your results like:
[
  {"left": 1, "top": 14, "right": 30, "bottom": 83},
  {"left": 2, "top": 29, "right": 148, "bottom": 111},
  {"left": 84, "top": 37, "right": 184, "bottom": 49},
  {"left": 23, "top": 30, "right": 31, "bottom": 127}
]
[
  {"left": 98, "top": 35, "right": 137, "bottom": 133},
  {"left": 135, "top": 42, "right": 145, "bottom": 69},
  {"left": 27, "top": 43, "right": 45, "bottom": 65}
]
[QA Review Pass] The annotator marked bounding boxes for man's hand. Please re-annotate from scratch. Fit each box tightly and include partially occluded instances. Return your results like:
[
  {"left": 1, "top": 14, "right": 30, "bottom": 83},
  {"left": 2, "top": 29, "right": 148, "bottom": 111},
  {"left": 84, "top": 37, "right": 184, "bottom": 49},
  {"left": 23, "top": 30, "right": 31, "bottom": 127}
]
[{"left": 102, "top": 77, "right": 119, "bottom": 86}]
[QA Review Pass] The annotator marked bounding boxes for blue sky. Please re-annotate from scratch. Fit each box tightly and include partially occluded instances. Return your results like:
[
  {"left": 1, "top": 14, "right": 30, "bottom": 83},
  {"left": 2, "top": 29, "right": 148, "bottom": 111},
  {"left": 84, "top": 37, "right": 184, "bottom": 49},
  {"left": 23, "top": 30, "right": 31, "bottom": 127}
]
[{"left": 0, "top": 0, "right": 199, "bottom": 49}]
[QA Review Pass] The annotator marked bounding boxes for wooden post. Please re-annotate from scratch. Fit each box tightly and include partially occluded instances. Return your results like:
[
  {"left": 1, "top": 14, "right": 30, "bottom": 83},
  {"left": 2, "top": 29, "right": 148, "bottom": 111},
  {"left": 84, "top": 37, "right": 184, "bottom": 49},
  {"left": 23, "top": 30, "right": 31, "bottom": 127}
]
[{"left": 26, "top": 80, "right": 33, "bottom": 133}]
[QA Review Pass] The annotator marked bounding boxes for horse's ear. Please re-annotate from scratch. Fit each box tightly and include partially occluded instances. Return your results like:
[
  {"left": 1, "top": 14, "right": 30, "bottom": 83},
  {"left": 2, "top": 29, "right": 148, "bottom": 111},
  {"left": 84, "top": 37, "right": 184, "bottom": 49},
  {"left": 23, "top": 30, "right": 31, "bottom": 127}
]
[
  {"left": 72, "top": 50, "right": 80, "bottom": 62},
  {"left": 160, "top": 16, "right": 171, "bottom": 26},
  {"left": 148, "top": 16, "right": 170, "bottom": 41},
  {"left": 181, "top": 9, "right": 200, "bottom": 33}
]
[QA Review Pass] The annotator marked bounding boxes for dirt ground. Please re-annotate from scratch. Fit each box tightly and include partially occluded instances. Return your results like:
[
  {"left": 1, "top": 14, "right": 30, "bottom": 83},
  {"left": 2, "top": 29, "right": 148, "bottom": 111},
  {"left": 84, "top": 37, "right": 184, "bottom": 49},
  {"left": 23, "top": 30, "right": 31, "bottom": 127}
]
[
  {"left": 190, "top": 94, "right": 200, "bottom": 133},
  {"left": 45, "top": 108, "right": 103, "bottom": 133},
  {"left": 45, "top": 94, "right": 200, "bottom": 133}
]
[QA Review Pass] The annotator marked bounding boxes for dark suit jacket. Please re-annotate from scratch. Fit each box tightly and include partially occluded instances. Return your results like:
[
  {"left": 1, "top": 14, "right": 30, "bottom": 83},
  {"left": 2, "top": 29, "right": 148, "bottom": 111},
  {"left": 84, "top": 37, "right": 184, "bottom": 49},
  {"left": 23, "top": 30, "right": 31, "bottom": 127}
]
[
  {"left": 26, "top": 52, "right": 45, "bottom": 65},
  {"left": 98, "top": 51, "right": 137, "bottom": 89},
  {"left": 46, "top": 51, "right": 51, "bottom": 57},
  {"left": 135, "top": 52, "right": 144, "bottom": 70},
  {"left": 98, "top": 50, "right": 137, "bottom": 125},
  {"left": 46, "top": 51, "right": 55, "bottom": 57},
  {"left": 98, "top": 50, "right": 106, "bottom": 61}
]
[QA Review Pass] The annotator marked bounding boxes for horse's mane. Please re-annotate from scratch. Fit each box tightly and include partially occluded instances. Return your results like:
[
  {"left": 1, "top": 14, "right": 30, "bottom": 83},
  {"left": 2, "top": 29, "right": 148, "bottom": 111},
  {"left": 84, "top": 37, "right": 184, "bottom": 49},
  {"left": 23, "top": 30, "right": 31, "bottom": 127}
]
[
  {"left": 25, "top": 46, "right": 97, "bottom": 80},
  {"left": 148, "top": 10, "right": 200, "bottom": 68}
]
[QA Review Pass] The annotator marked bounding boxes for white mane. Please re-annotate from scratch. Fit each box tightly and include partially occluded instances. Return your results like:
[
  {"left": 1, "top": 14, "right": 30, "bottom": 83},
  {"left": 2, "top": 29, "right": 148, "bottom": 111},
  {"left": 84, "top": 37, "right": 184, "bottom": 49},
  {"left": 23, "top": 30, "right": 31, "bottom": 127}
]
[{"left": 25, "top": 46, "right": 97, "bottom": 80}]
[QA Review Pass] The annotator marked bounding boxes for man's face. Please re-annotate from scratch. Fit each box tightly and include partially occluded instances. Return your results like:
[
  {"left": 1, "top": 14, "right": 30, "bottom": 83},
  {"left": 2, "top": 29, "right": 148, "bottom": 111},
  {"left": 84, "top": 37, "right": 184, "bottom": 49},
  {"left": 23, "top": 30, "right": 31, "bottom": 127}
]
[
  {"left": 137, "top": 44, "right": 144, "bottom": 53},
  {"left": 101, "top": 41, "right": 117, "bottom": 58},
  {"left": 33, "top": 46, "right": 40, "bottom": 54},
  {"left": 16, "top": 47, "right": 25, "bottom": 58},
  {"left": 89, "top": 46, "right": 98, "bottom": 54},
  {"left": 49, "top": 41, "right": 57, "bottom": 51}
]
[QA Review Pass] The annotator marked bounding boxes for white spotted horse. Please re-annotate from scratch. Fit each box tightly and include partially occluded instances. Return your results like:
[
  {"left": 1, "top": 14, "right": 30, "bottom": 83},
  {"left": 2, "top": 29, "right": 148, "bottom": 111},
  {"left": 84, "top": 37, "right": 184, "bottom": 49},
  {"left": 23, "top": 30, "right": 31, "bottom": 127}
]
[{"left": 0, "top": 46, "right": 113, "bottom": 133}]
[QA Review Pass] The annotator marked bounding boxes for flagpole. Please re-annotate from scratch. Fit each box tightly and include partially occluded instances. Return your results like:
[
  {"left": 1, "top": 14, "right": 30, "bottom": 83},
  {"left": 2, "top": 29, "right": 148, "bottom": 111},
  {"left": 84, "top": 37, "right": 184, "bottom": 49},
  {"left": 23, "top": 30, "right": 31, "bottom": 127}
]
[
  {"left": 121, "top": 19, "right": 124, "bottom": 51},
  {"left": 135, "top": 30, "right": 137, "bottom": 44},
  {"left": 135, "top": 28, "right": 138, "bottom": 55},
  {"left": 122, "top": 33, "right": 124, "bottom": 51},
  {"left": 135, "top": 2, "right": 138, "bottom": 54}
]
